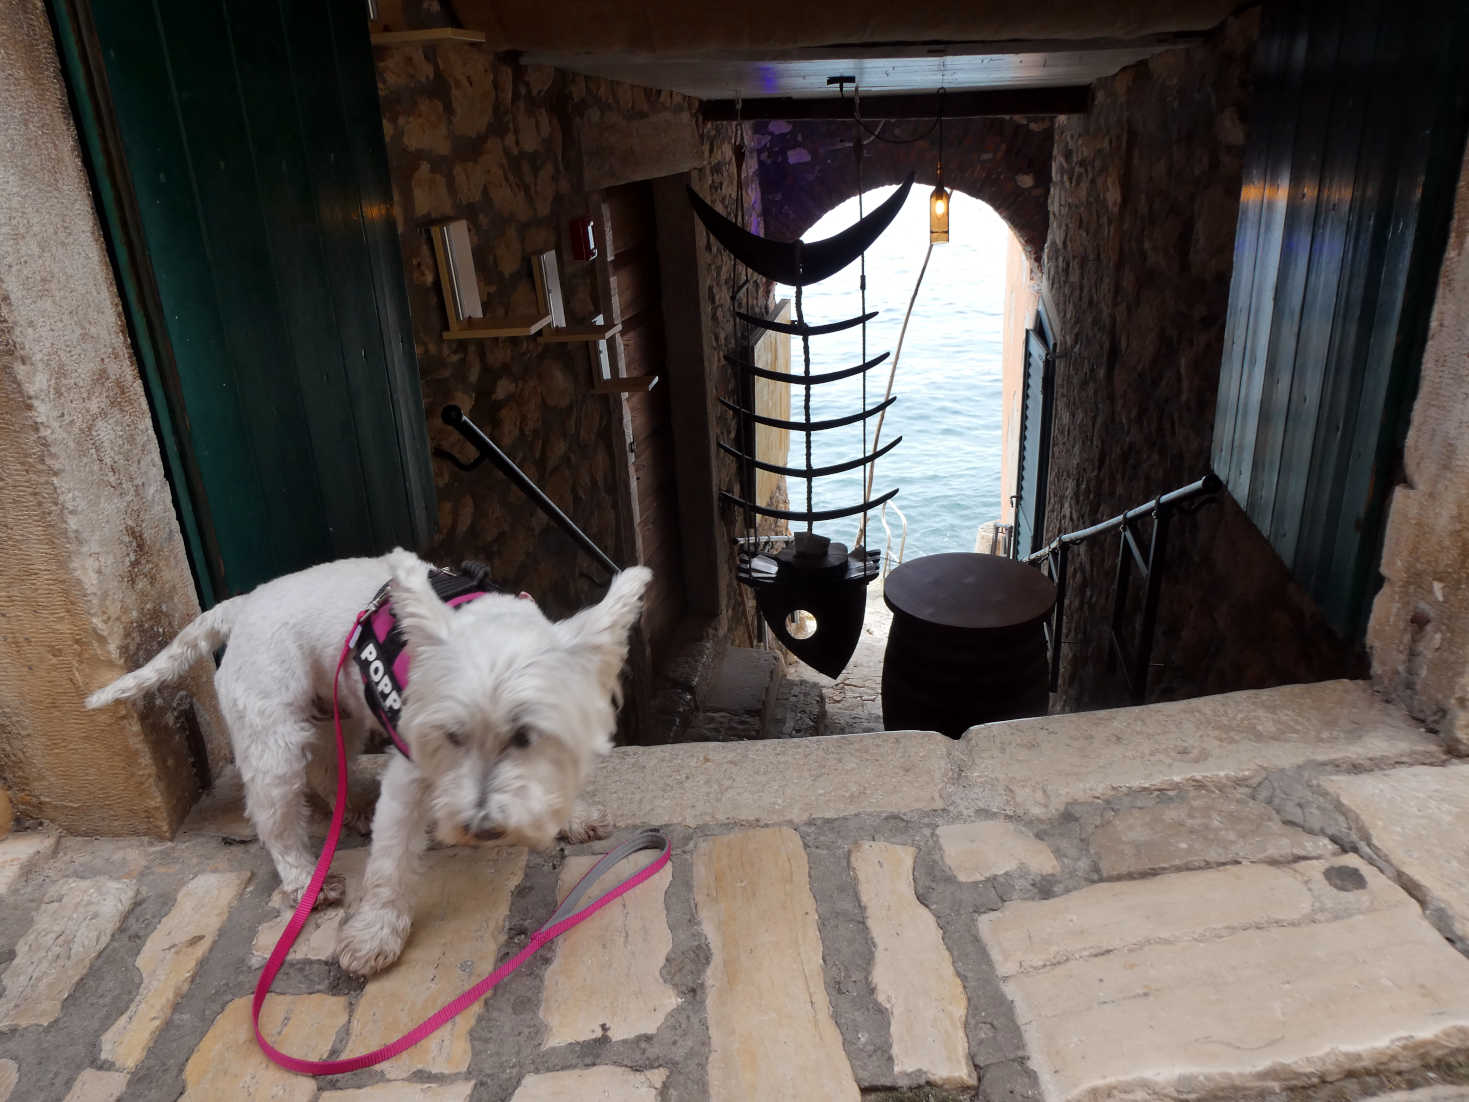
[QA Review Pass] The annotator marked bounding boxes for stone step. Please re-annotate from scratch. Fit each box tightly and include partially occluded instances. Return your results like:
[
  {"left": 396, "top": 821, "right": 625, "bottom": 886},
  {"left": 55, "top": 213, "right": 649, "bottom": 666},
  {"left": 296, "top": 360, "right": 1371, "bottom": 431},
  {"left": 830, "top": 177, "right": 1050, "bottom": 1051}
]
[
  {"left": 587, "top": 679, "right": 1447, "bottom": 830},
  {"left": 682, "top": 645, "right": 784, "bottom": 742}
]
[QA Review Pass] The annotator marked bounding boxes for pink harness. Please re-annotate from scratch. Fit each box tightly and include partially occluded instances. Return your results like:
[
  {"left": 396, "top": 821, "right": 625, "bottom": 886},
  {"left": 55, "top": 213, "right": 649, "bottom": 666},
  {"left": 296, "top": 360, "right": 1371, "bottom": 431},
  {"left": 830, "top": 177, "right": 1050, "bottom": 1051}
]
[{"left": 252, "top": 599, "right": 669, "bottom": 1076}]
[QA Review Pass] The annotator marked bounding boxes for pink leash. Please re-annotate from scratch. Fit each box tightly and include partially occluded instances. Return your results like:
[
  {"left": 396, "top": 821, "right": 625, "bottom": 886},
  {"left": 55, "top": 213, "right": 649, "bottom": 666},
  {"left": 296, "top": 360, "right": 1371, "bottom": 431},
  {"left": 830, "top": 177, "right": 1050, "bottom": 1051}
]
[{"left": 252, "top": 610, "right": 670, "bottom": 1076}]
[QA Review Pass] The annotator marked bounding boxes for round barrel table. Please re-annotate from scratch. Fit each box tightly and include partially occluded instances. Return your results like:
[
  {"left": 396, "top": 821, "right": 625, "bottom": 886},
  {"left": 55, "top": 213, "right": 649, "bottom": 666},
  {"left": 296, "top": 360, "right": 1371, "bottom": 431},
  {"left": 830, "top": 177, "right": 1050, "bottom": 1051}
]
[{"left": 881, "top": 552, "right": 1057, "bottom": 738}]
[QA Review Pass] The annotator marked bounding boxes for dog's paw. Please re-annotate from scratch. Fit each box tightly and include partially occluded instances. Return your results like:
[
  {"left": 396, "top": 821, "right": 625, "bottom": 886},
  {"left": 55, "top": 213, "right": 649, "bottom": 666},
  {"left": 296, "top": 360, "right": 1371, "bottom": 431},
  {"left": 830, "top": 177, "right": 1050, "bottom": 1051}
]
[
  {"left": 559, "top": 803, "right": 611, "bottom": 845},
  {"left": 336, "top": 905, "right": 412, "bottom": 977},
  {"left": 302, "top": 873, "right": 346, "bottom": 910}
]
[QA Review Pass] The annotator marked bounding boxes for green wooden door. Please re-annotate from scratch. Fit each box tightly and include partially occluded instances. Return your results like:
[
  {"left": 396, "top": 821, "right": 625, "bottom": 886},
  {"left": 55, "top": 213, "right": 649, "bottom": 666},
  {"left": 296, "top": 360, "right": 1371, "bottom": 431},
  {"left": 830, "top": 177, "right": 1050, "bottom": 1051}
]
[
  {"left": 1014, "top": 315, "right": 1054, "bottom": 559},
  {"left": 56, "top": 0, "right": 434, "bottom": 600}
]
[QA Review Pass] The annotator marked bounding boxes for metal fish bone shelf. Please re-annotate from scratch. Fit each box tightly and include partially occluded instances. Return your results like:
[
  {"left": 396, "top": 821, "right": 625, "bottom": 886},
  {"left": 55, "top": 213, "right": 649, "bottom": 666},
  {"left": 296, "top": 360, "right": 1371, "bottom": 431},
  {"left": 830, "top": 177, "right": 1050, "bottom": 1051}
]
[{"left": 689, "top": 173, "right": 912, "bottom": 677}]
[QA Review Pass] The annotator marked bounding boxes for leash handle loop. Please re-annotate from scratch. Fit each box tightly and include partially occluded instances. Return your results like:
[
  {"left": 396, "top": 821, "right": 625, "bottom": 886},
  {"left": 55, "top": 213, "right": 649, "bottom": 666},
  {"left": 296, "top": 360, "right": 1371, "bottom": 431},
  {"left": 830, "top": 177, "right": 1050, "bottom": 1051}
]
[{"left": 251, "top": 611, "right": 669, "bottom": 1076}]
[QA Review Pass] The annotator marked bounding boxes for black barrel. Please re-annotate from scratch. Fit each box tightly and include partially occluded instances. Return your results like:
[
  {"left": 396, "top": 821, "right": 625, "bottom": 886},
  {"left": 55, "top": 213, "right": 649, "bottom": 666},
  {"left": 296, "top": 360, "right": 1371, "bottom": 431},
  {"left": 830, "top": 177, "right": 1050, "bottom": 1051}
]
[{"left": 881, "top": 553, "right": 1056, "bottom": 738}]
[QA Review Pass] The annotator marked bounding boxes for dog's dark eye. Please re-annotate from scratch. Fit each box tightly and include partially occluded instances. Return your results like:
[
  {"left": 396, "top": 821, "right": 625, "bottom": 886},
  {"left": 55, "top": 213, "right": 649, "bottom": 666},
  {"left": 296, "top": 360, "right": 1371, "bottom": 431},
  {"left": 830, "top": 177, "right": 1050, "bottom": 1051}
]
[
  {"left": 510, "top": 727, "right": 532, "bottom": 750},
  {"left": 444, "top": 729, "right": 466, "bottom": 748}
]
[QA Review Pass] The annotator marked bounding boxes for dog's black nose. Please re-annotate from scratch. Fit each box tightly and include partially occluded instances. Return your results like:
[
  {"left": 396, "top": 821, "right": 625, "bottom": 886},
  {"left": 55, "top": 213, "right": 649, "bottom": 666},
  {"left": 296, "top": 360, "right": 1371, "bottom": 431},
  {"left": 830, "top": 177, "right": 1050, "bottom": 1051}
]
[{"left": 473, "top": 825, "right": 505, "bottom": 842}]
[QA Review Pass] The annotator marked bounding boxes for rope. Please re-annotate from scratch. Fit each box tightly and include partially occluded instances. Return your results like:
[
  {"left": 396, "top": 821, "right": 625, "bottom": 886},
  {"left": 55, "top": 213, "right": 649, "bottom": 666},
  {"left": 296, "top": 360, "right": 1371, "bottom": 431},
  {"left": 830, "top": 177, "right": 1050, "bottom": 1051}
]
[
  {"left": 857, "top": 241, "right": 933, "bottom": 548},
  {"left": 855, "top": 85, "right": 868, "bottom": 550}
]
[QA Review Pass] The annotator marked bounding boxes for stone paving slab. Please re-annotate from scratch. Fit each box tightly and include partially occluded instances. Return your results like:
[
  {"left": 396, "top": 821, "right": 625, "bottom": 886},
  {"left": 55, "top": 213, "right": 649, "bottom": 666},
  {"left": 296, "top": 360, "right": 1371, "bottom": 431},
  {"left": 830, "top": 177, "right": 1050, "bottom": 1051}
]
[
  {"left": 540, "top": 849, "right": 677, "bottom": 1046},
  {"left": 938, "top": 821, "right": 1060, "bottom": 882},
  {"left": 0, "top": 1059, "right": 14, "bottom": 1102},
  {"left": 1088, "top": 791, "right": 1337, "bottom": 879},
  {"left": 183, "top": 994, "right": 347, "bottom": 1102},
  {"left": 0, "top": 830, "right": 57, "bottom": 894},
  {"left": 851, "top": 841, "right": 974, "bottom": 1087},
  {"left": 584, "top": 730, "right": 952, "bottom": 828},
  {"left": 957, "top": 680, "right": 1444, "bottom": 817},
  {"left": 60, "top": 1069, "right": 128, "bottom": 1102},
  {"left": 0, "top": 877, "right": 137, "bottom": 1029},
  {"left": 508, "top": 1066, "right": 668, "bottom": 1100},
  {"left": 694, "top": 826, "right": 860, "bottom": 1101},
  {"left": 1322, "top": 764, "right": 1469, "bottom": 945},
  {"left": 347, "top": 846, "right": 526, "bottom": 1078},
  {"left": 981, "top": 856, "right": 1469, "bottom": 1100}
]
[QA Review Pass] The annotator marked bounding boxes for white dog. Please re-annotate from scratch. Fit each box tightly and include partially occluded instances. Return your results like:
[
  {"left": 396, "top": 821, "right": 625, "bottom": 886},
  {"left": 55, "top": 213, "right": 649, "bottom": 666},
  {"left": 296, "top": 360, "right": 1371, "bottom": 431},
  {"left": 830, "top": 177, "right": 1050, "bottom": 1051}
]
[{"left": 88, "top": 548, "right": 651, "bottom": 976}]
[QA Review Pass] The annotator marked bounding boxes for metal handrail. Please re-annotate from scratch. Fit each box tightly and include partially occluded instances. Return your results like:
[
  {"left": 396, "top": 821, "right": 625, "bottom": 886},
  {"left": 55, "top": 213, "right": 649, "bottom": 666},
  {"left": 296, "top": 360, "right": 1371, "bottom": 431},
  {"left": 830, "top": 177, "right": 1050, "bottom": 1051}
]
[{"left": 1024, "top": 473, "right": 1222, "bottom": 702}]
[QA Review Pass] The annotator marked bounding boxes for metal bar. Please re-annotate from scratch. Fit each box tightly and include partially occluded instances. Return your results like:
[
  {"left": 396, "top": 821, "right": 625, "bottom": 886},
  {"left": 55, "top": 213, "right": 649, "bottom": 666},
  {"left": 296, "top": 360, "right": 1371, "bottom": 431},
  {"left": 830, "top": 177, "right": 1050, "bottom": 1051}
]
[
  {"left": 1106, "top": 524, "right": 1132, "bottom": 676},
  {"left": 437, "top": 405, "right": 619, "bottom": 576},
  {"left": 1024, "top": 473, "right": 1221, "bottom": 563},
  {"left": 736, "top": 308, "right": 877, "bottom": 336},
  {"left": 718, "top": 394, "right": 895, "bottom": 432},
  {"left": 725, "top": 350, "right": 889, "bottom": 385},
  {"left": 719, "top": 486, "right": 899, "bottom": 523},
  {"left": 1133, "top": 508, "right": 1172, "bottom": 704},
  {"left": 1049, "top": 542, "right": 1068, "bottom": 692},
  {"left": 1121, "top": 523, "right": 1149, "bottom": 577},
  {"left": 717, "top": 435, "right": 902, "bottom": 479},
  {"left": 701, "top": 86, "right": 1091, "bottom": 122}
]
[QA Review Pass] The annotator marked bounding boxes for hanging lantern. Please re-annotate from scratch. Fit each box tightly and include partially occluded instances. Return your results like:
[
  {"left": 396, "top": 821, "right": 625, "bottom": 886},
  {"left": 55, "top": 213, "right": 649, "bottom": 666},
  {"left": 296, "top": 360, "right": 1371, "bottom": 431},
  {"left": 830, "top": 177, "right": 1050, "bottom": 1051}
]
[
  {"left": 930, "top": 89, "right": 949, "bottom": 243},
  {"left": 930, "top": 178, "right": 949, "bottom": 243}
]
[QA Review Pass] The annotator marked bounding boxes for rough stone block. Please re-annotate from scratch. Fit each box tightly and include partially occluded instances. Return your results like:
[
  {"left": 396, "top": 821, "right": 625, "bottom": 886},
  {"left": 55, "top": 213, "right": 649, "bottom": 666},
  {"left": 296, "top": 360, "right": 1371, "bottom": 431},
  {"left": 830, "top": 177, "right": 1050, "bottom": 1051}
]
[
  {"left": 0, "top": 877, "right": 137, "bottom": 1028},
  {"left": 772, "top": 678, "right": 826, "bottom": 739},
  {"left": 101, "top": 870, "right": 250, "bottom": 1069},
  {"left": 958, "top": 681, "right": 1442, "bottom": 817},
  {"left": 0, "top": 829, "right": 57, "bottom": 893},
  {"left": 1089, "top": 791, "right": 1335, "bottom": 879},
  {"left": 346, "top": 846, "right": 526, "bottom": 1078},
  {"left": 937, "top": 822, "right": 1060, "bottom": 882},
  {"left": 508, "top": 1067, "right": 667, "bottom": 1101},
  {"left": 540, "top": 849, "right": 677, "bottom": 1046},
  {"left": 695, "top": 827, "right": 859, "bottom": 1100},
  {"left": 184, "top": 994, "right": 347, "bottom": 1101},
  {"left": 850, "top": 842, "right": 974, "bottom": 1087},
  {"left": 980, "top": 857, "right": 1469, "bottom": 1100},
  {"left": 584, "top": 731, "right": 952, "bottom": 829},
  {"left": 1322, "top": 763, "right": 1469, "bottom": 945},
  {"left": 703, "top": 646, "right": 780, "bottom": 716}
]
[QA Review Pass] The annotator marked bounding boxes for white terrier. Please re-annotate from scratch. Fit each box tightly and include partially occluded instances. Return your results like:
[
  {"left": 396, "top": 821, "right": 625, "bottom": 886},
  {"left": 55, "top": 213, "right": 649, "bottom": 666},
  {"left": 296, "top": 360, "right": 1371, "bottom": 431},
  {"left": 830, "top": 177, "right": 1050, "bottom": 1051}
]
[{"left": 88, "top": 548, "right": 651, "bottom": 976}]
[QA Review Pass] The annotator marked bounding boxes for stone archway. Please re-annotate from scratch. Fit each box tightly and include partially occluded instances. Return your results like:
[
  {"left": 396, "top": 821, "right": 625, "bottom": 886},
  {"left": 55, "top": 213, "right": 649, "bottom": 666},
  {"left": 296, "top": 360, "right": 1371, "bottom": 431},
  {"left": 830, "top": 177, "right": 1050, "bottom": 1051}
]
[{"left": 752, "top": 116, "right": 1052, "bottom": 263}]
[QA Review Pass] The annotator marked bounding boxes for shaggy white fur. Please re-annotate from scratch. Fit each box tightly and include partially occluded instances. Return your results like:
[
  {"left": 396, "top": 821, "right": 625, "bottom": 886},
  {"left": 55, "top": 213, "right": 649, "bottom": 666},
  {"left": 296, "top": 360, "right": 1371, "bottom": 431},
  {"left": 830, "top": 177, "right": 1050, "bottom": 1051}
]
[{"left": 87, "top": 548, "right": 651, "bottom": 977}]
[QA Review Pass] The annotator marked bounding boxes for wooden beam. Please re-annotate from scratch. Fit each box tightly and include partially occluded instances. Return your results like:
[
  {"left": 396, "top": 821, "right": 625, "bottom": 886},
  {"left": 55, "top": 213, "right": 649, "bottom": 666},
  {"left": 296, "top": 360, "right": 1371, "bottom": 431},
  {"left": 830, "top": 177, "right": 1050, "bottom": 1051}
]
[
  {"left": 541, "top": 321, "right": 624, "bottom": 343},
  {"left": 700, "top": 85, "right": 1089, "bottom": 121}
]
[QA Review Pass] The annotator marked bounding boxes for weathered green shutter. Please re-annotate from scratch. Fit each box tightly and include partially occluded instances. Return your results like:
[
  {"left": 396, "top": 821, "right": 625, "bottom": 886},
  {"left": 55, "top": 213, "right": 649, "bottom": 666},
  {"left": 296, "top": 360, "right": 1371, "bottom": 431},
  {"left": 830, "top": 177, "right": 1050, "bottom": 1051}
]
[
  {"left": 1211, "top": 0, "right": 1468, "bottom": 638},
  {"left": 1015, "top": 323, "right": 1053, "bottom": 559},
  {"left": 65, "top": 0, "right": 434, "bottom": 599}
]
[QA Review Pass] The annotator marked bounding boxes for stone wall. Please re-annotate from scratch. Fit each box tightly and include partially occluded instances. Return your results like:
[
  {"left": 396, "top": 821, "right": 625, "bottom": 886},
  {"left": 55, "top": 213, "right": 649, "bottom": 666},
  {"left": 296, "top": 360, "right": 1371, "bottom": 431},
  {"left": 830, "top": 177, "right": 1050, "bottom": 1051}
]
[
  {"left": 754, "top": 117, "right": 1052, "bottom": 262},
  {"left": 1368, "top": 143, "right": 1469, "bottom": 753},
  {"left": 0, "top": 0, "right": 226, "bottom": 835},
  {"left": 1039, "top": 10, "right": 1361, "bottom": 711},
  {"left": 372, "top": 22, "right": 765, "bottom": 688}
]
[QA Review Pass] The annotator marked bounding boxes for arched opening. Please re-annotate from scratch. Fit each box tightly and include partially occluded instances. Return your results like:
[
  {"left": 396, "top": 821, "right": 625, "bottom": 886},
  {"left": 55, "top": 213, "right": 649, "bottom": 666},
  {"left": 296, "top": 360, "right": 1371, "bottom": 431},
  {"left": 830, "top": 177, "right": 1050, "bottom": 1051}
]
[{"left": 770, "top": 184, "right": 1026, "bottom": 567}]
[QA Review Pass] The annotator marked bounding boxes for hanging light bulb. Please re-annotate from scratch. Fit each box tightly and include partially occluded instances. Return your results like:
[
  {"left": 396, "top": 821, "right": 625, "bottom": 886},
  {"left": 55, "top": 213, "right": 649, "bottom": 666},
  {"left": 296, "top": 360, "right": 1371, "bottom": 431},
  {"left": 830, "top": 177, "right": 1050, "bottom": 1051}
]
[{"left": 929, "top": 89, "right": 949, "bottom": 243}]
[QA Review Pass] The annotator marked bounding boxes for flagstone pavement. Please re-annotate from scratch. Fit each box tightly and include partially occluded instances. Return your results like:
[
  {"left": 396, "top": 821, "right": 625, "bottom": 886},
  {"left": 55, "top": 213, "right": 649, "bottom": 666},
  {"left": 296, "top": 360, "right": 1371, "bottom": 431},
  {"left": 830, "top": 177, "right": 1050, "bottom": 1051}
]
[{"left": 3, "top": 679, "right": 1469, "bottom": 1101}]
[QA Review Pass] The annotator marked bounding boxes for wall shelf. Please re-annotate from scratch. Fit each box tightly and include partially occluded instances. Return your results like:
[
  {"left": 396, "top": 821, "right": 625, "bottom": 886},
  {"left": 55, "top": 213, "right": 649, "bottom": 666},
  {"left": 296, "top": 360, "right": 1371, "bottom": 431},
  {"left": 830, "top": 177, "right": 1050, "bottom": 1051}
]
[
  {"left": 370, "top": 28, "right": 486, "bottom": 46},
  {"left": 442, "top": 315, "right": 552, "bottom": 340},
  {"left": 542, "top": 321, "right": 623, "bottom": 343}
]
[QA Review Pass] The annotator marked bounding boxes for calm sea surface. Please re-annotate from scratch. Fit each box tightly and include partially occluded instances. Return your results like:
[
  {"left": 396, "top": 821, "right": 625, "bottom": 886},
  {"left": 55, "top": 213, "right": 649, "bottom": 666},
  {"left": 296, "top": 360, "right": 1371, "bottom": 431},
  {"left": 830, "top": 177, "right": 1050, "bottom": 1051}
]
[{"left": 769, "top": 185, "right": 1009, "bottom": 561}]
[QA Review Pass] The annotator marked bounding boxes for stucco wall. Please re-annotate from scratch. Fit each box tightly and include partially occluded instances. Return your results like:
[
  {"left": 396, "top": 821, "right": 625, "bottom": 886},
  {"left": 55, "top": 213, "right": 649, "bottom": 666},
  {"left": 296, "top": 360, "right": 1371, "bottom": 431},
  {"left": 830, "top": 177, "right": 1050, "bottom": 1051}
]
[
  {"left": 1039, "top": 9, "right": 1361, "bottom": 710},
  {"left": 0, "top": 0, "right": 225, "bottom": 834},
  {"left": 1368, "top": 144, "right": 1469, "bottom": 752}
]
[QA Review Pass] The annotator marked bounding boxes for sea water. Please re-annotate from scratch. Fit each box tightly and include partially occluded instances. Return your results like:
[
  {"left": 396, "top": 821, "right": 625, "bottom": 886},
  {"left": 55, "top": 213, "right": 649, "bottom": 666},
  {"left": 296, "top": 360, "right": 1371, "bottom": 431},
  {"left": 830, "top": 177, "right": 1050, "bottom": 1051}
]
[{"left": 769, "top": 185, "right": 1009, "bottom": 562}]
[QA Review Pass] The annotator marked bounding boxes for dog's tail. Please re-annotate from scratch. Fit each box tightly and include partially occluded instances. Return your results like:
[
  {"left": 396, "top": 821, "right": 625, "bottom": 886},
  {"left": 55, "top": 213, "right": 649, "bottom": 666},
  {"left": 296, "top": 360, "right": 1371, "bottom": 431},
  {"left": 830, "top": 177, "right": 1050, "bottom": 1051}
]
[{"left": 85, "top": 596, "right": 244, "bottom": 709}]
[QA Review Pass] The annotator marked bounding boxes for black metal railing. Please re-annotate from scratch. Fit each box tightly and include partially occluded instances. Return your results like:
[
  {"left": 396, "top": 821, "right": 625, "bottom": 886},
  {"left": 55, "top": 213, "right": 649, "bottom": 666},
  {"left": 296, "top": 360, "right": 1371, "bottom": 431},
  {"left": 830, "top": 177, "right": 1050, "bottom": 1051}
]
[
  {"left": 1023, "top": 473, "right": 1222, "bottom": 703},
  {"left": 435, "top": 405, "right": 620, "bottom": 576}
]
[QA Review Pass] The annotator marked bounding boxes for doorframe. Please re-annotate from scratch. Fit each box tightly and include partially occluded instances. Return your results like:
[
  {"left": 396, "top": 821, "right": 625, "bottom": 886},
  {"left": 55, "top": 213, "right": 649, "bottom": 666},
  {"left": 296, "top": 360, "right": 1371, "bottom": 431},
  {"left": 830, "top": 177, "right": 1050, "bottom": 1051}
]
[{"left": 47, "top": 0, "right": 223, "bottom": 606}]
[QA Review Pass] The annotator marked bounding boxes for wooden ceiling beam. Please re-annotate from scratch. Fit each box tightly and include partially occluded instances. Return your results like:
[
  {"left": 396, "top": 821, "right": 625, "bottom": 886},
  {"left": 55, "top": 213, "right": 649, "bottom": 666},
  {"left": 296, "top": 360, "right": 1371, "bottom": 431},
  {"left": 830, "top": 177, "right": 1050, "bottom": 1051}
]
[{"left": 700, "top": 85, "right": 1089, "bottom": 121}]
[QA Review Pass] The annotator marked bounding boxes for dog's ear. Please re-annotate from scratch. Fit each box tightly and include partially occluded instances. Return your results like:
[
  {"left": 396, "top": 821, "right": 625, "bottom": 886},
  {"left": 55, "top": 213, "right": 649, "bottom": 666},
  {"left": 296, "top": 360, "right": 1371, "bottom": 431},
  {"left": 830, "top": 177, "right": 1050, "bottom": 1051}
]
[
  {"left": 386, "top": 548, "right": 454, "bottom": 650},
  {"left": 556, "top": 566, "right": 652, "bottom": 702}
]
